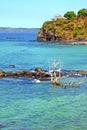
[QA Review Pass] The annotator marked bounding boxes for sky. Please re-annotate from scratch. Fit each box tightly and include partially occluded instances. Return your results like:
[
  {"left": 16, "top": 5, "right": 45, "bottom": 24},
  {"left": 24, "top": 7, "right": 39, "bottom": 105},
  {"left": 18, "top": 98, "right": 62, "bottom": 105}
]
[{"left": 0, "top": 0, "right": 86, "bottom": 28}]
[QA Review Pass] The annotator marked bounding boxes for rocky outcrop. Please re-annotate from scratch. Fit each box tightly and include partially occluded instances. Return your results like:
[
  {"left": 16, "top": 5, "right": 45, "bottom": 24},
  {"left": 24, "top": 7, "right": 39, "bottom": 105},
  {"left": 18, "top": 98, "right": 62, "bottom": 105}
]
[
  {"left": 34, "top": 67, "right": 43, "bottom": 72},
  {"left": 0, "top": 68, "right": 87, "bottom": 80},
  {"left": 69, "top": 70, "right": 87, "bottom": 76},
  {"left": 37, "top": 17, "right": 87, "bottom": 43},
  {"left": 0, "top": 70, "right": 5, "bottom": 78},
  {"left": 3, "top": 69, "right": 51, "bottom": 80},
  {"left": 37, "top": 27, "right": 63, "bottom": 42}
]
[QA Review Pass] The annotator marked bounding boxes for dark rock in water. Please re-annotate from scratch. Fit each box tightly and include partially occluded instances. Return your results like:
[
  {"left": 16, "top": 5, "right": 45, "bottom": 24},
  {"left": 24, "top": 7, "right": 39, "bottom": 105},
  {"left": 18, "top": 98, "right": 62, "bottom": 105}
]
[
  {"left": 0, "top": 67, "right": 87, "bottom": 80},
  {"left": 8, "top": 65, "right": 15, "bottom": 68},
  {"left": 5, "top": 70, "right": 34, "bottom": 78},
  {"left": 0, "top": 70, "right": 5, "bottom": 78},
  {"left": 39, "top": 72, "right": 50, "bottom": 79},
  {"left": 34, "top": 67, "right": 43, "bottom": 72},
  {"left": 32, "top": 71, "right": 50, "bottom": 80},
  {"left": 19, "top": 70, "right": 34, "bottom": 78},
  {"left": 5, "top": 71, "right": 17, "bottom": 78},
  {"left": 0, "top": 124, "right": 4, "bottom": 128},
  {"left": 69, "top": 70, "right": 87, "bottom": 77}
]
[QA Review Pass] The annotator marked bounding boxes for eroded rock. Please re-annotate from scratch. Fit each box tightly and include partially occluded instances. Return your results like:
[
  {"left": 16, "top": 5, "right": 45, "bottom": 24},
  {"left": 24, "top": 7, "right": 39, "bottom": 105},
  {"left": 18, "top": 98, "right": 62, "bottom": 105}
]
[
  {"left": 0, "top": 70, "right": 5, "bottom": 78},
  {"left": 0, "top": 68, "right": 87, "bottom": 80}
]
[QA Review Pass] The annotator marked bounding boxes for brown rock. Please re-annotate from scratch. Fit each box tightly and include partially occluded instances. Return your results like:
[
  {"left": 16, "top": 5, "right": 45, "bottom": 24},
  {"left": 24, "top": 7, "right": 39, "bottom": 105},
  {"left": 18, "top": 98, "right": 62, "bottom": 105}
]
[
  {"left": 34, "top": 67, "right": 43, "bottom": 72},
  {"left": 0, "top": 70, "right": 5, "bottom": 78}
]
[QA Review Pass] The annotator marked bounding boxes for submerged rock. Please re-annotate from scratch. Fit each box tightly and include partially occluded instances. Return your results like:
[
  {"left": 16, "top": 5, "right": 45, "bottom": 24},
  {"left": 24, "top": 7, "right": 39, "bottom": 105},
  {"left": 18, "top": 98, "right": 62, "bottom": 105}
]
[
  {"left": 0, "top": 124, "right": 4, "bottom": 128},
  {"left": 8, "top": 65, "right": 15, "bottom": 68}
]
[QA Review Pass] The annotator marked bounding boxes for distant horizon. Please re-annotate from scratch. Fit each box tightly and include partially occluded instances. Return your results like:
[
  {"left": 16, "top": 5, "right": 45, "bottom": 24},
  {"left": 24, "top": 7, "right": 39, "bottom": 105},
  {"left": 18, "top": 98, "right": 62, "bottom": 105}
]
[{"left": 0, "top": 26, "right": 40, "bottom": 29}]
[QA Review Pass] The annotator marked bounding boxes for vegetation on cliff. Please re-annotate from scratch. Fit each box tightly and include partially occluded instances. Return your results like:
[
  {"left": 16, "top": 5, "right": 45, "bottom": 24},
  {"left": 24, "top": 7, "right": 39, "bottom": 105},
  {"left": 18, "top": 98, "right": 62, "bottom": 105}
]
[{"left": 37, "top": 8, "right": 87, "bottom": 42}]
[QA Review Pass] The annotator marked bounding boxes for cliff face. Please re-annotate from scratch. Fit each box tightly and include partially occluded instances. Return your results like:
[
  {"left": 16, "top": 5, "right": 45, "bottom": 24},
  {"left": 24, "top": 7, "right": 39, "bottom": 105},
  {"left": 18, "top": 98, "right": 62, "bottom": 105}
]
[
  {"left": 37, "top": 17, "right": 87, "bottom": 42},
  {"left": 37, "top": 27, "right": 63, "bottom": 42}
]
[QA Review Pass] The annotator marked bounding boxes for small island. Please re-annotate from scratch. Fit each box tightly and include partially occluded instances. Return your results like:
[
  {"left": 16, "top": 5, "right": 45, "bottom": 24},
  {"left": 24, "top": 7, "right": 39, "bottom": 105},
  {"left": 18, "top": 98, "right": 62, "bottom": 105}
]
[{"left": 37, "top": 8, "right": 87, "bottom": 44}]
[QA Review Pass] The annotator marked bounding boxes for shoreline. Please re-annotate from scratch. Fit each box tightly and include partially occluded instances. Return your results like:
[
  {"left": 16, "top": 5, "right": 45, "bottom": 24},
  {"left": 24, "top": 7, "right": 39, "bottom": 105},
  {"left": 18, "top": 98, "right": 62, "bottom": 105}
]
[
  {"left": 37, "top": 39, "right": 87, "bottom": 45},
  {"left": 65, "top": 41, "right": 87, "bottom": 45}
]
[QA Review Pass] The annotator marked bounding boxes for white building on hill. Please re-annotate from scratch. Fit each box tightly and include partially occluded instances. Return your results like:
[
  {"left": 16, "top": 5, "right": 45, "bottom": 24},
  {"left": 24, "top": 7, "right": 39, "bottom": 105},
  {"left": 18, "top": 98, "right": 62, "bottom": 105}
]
[{"left": 52, "top": 14, "right": 66, "bottom": 21}]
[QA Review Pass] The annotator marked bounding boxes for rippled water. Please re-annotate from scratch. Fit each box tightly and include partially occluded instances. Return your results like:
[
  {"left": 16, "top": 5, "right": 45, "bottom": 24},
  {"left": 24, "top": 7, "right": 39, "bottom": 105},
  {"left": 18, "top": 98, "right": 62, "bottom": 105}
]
[{"left": 0, "top": 33, "right": 87, "bottom": 130}]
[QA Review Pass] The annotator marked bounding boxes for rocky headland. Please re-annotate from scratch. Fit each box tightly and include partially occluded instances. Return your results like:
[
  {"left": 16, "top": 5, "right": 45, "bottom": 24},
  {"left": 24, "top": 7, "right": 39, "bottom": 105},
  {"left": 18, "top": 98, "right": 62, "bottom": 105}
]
[{"left": 37, "top": 9, "right": 87, "bottom": 44}]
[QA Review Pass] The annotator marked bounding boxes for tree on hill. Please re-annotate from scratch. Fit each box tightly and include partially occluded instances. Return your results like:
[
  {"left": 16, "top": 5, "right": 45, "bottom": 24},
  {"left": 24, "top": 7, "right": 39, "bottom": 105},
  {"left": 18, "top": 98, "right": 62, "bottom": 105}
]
[
  {"left": 77, "top": 8, "right": 87, "bottom": 18},
  {"left": 64, "top": 11, "right": 76, "bottom": 20}
]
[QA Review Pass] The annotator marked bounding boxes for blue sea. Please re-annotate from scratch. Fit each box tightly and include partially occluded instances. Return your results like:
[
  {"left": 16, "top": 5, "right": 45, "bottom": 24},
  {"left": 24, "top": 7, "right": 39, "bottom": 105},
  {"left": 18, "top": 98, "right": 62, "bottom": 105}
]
[{"left": 0, "top": 32, "right": 87, "bottom": 130}]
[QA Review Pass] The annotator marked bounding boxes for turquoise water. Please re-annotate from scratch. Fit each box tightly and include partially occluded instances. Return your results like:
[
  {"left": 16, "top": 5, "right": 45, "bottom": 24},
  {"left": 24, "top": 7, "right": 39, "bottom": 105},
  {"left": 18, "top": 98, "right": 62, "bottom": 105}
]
[
  {"left": 0, "top": 33, "right": 87, "bottom": 130},
  {"left": 0, "top": 41, "right": 87, "bottom": 71}
]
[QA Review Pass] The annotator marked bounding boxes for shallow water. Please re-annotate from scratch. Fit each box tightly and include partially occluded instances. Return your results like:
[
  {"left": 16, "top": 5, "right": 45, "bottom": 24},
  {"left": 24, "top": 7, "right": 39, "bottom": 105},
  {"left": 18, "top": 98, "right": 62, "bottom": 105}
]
[
  {"left": 0, "top": 41, "right": 87, "bottom": 71},
  {"left": 0, "top": 33, "right": 87, "bottom": 130}
]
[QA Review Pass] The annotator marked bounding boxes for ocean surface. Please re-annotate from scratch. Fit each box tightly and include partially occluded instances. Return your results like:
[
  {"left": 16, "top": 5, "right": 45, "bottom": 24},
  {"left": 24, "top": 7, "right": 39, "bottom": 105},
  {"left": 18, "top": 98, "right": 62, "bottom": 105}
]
[{"left": 0, "top": 32, "right": 87, "bottom": 130}]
